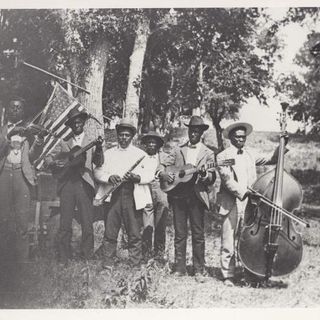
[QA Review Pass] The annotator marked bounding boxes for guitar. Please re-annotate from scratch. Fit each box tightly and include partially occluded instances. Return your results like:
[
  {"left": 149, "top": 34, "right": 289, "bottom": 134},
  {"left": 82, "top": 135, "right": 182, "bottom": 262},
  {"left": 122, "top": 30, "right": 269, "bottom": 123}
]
[
  {"left": 160, "top": 158, "right": 235, "bottom": 193},
  {"left": 51, "top": 136, "right": 103, "bottom": 180}
]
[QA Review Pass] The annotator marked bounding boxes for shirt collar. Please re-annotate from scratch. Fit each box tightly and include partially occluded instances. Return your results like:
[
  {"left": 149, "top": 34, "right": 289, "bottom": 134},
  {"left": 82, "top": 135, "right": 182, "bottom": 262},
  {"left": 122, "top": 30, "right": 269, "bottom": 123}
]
[
  {"left": 188, "top": 141, "right": 201, "bottom": 149},
  {"left": 73, "top": 131, "right": 84, "bottom": 140},
  {"left": 230, "top": 144, "right": 245, "bottom": 154},
  {"left": 117, "top": 143, "right": 132, "bottom": 151},
  {"left": 147, "top": 153, "right": 158, "bottom": 159}
]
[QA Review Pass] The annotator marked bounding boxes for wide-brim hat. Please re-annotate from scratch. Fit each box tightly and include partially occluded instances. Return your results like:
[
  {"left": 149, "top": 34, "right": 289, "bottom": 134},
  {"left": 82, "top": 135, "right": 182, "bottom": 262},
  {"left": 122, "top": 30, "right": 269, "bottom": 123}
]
[
  {"left": 115, "top": 118, "right": 137, "bottom": 135},
  {"left": 184, "top": 115, "right": 209, "bottom": 131},
  {"left": 223, "top": 121, "right": 253, "bottom": 139},
  {"left": 65, "top": 108, "right": 88, "bottom": 127},
  {"left": 140, "top": 131, "right": 164, "bottom": 147}
]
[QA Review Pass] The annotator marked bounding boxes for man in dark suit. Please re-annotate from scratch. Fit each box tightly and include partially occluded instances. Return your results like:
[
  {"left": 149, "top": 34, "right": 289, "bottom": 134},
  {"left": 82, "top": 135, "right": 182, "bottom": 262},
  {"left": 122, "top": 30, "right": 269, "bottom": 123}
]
[
  {"left": 0, "top": 97, "right": 45, "bottom": 265},
  {"left": 45, "top": 108, "right": 104, "bottom": 265},
  {"left": 158, "top": 116, "right": 216, "bottom": 282}
]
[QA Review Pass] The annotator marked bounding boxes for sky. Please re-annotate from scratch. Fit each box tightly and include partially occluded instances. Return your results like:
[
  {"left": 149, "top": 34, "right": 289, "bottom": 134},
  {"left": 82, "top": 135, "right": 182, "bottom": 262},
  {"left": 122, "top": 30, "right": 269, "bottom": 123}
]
[{"left": 229, "top": 7, "right": 317, "bottom": 132}]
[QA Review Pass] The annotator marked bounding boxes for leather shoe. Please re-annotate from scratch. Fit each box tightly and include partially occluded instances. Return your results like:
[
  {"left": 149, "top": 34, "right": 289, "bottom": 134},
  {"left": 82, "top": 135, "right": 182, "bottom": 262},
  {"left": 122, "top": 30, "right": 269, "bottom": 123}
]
[
  {"left": 223, "top": 278, "right": 235, "bottom": 287},
  {"left": 172, "top": 271, "right": 186, "bottom": 277}
]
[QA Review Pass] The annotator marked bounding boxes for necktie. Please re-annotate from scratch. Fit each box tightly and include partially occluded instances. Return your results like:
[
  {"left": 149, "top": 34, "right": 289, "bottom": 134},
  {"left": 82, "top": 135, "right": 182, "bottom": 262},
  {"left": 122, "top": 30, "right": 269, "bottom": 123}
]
[
  {"left": 188, "top": 144, "right": 197, "bottom": 149},
  {"left": 237, "top": 148, "right": 243, "bottom": 155}
]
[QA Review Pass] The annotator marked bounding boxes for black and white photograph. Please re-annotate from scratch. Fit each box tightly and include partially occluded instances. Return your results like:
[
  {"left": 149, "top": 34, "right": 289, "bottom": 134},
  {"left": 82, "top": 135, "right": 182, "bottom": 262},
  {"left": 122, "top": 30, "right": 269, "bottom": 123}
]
[{"left": 0, "top": 0, "right": 320, "bottom": 313}]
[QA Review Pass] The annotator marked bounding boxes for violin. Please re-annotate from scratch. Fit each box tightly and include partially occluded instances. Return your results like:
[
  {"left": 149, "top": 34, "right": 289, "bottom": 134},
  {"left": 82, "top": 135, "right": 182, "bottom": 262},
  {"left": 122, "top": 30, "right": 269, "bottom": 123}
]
[
  {"left": 7, "top": 122, "right": 49, "bottom": 138},
  {"left": 238, "top": 102, "right": 309, "bottom": 281}
]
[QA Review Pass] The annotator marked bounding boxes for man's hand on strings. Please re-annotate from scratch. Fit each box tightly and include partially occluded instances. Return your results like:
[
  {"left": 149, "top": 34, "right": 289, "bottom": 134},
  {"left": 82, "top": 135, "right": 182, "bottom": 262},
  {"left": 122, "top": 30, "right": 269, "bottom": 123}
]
[{"left": 159, "top": 171, "right": 175, "bottom": 183}]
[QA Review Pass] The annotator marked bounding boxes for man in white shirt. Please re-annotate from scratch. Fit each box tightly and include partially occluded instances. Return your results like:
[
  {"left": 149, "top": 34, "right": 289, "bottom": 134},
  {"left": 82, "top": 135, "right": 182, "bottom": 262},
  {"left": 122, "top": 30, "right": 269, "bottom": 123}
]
[
  {"left": 45, "top": 108, "right": 104, "bottom": 265},
  {"left": 216, "top": 122, "right": 286, "bottom": 286},
  {"left": 158, "top": 116, "right": 216, "bottom": 282},
  {"left": 94, "top": 119, "right": 155, "bottom": 269}
]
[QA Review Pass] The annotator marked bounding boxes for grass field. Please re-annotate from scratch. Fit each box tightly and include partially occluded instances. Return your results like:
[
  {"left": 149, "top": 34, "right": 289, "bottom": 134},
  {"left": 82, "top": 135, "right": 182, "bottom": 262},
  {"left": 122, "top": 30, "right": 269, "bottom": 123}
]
[{"left": 1, "top": 129, "right": 320, "bottom": 309}]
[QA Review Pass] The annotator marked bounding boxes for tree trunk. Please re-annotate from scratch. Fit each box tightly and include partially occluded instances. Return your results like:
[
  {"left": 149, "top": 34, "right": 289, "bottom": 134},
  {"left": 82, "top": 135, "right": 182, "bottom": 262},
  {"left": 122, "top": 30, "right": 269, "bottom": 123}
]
[
  {"left": 77, "top": 39, "right": 110, "bottom": 141},
  {"left": 213, "top": 120, "right": 224, "bottom": 151},
  {"left": 140, "top": 77, "right": 153, "bottom": 133},
  {"left": 162, "top": 108, "right": 172, "bottom": 134},
  {"left": 192, "top": 61, "right": 204, "bottom": 117},
  {"left": 124, "top": 16, "right": 150, "bottom": 128},
  {"left": 152, "top": 114, "right": 161, "bottom": 133}
]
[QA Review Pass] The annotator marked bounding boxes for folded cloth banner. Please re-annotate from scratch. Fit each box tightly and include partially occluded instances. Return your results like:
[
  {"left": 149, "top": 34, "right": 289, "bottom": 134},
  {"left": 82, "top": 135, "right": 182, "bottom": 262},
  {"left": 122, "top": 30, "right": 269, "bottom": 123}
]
[{"left": 34, "top": 83, "right": 85, "bottom": 170}]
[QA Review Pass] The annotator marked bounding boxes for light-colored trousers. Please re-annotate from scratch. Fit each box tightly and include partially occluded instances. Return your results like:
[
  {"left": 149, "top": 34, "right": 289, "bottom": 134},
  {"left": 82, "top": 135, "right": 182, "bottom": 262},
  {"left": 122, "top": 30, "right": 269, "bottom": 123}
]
[{"left": 220, "top": 199, "right": 247, "bottom": 279}]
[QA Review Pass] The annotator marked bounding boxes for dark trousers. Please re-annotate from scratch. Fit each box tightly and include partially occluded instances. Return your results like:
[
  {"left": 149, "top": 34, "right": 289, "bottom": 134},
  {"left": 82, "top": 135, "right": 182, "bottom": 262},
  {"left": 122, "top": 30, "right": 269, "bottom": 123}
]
[
  {"left": 103, "top": 182, "right": 142, "bottom": 266},
  {"left": 154, "top": 208, "right": 168, "bottom": 255},
  {"left": 170, "top": 192, "right": 205, "bottom": 274},
  {"left": 0, "top": 167, "right": 32, "bottom": 264},
  {"left": 58, "top": 178, "right": 94, "bottom": 262}
]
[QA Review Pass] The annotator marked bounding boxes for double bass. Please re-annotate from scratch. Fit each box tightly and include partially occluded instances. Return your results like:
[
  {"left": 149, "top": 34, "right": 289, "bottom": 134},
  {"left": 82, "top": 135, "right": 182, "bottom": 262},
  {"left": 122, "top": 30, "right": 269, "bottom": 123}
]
[{"left": 238, "top": 102, "right": 309, "bottom": 281}]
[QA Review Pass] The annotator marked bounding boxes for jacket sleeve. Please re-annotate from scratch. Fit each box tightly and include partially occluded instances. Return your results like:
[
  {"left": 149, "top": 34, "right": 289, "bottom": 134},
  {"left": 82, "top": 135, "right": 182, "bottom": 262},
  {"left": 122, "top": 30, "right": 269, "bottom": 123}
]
[
  {"left": 217, "top": 151, "right": 247, "bottom": 200},
  {"left": 255, "top": 146, "right": 288, "bottom": 166},
  {"left": 43, "top": 140, "right": 64, "bottom": 167},
  {"left": 156, "top": 147, "right": 177, "bottom": 174},
  {"left": 29, "top": 136, "right": 45, "bottom": 164},
  {"left": 92, "top": 146, "right": 104, "bottom": 167},
  {"left": 0, "top": 131, "right": 9, "bottom": 159},
  {"left": 93, "top": 149, "right": 110, "bottom": 183},
  {"left": 200, "top": 150, "right": 217, "bottom": 186}
]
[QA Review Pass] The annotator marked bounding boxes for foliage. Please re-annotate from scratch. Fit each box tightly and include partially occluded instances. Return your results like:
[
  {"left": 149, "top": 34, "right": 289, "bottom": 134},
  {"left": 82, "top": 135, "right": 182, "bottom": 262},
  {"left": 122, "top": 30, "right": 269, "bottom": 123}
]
[
  {"left": 137, "top": 8, "right": 281, "bottom": 143},
  {"left": 0, "top": 9, "right": 60, "bottom": 115},
  {"left": 274, "top": 8, "right": 320, "bottom": 134}
]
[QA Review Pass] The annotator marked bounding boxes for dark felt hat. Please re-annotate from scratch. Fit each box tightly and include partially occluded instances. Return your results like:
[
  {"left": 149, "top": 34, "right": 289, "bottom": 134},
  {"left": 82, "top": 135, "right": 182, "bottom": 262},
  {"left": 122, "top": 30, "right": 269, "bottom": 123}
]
[
  {"left": 65, "top": 108, "right": 88, "bottom": 127},
  {"left": 184, "top": 116, "right": 209, "bottom": 131},
  {"left": 141, "top": 131, "right": 164, "bottom": 147},
  {"left": 115, "top": 118, "right": 137, "bottom": 135},
  {"left": 223, "top": 121, "right": 253, "bottom": 139}
]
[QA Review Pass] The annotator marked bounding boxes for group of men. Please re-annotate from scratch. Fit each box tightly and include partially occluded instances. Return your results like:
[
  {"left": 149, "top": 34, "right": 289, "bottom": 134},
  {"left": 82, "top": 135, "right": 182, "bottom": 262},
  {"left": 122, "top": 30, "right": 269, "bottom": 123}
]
[{"left": 0, "top": 96, "right": 285, "bottom": 287}]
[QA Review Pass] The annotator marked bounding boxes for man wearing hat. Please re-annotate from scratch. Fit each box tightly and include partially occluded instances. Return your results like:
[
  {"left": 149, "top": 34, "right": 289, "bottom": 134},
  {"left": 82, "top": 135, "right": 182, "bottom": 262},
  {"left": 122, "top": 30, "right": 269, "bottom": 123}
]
[
  {"left": 216, "top": 121, "right": 287, "bottom": 286},
  {"left": 45, "top": 108, "right": 104, "bottom": 265},
  {"left": 0, "top": 97, "right": 46, "bottom": 265},
  {"left": 94, "top": 119, "right": 156, "bottom": 268},
  {"left": 140, "top": 131, "right": 169, "bottom": 262},
  {"left": 158, "top": 116, "right": 216, "bottom": 282}
]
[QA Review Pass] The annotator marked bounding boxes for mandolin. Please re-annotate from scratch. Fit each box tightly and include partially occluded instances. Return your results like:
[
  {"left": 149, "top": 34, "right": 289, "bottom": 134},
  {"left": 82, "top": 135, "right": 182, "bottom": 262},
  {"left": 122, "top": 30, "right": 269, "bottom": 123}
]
[{"left": 160, "top": 158, "right": 235, "bottom": 193}]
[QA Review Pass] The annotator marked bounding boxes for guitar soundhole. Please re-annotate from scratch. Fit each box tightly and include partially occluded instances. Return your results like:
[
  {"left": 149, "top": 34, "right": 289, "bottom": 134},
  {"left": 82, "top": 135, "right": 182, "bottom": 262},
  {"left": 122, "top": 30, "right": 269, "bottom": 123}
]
[{"left": 179, "top": 170, "right": 185, "bottom": 178}]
